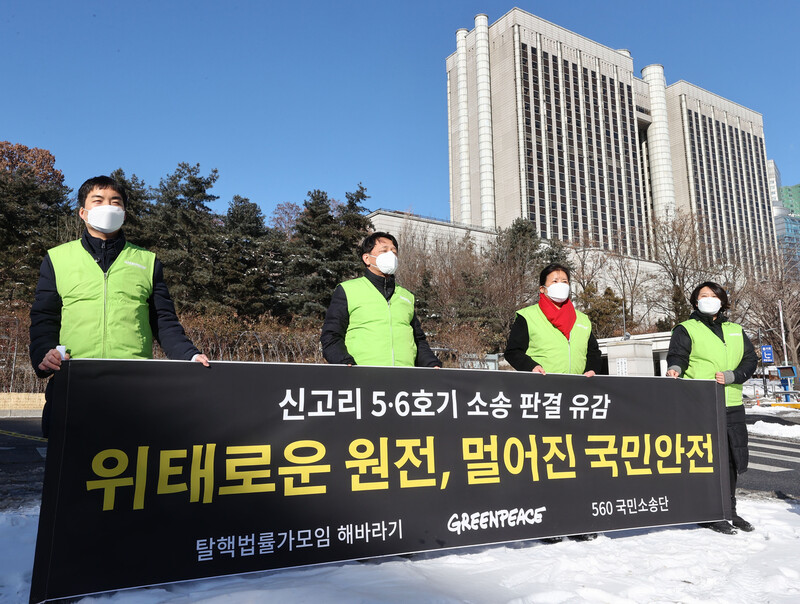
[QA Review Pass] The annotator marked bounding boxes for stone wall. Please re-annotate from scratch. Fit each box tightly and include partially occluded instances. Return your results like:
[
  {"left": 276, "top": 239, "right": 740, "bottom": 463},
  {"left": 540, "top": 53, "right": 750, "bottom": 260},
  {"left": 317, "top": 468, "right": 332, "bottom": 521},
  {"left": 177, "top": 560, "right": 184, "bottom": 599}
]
[{"left": 0, "top": 393, "right": 45, "bottom": 417}]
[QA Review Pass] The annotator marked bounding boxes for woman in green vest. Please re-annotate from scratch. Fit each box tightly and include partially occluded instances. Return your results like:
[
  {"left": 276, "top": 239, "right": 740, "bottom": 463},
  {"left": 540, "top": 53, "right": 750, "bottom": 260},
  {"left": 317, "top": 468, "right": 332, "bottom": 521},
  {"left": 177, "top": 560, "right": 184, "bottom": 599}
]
[
  {"left": 505, "top": 263, "right": 602, "bottom": 376},
  {"left": 666, "top": 281, "right": 757, "bottom": 535},
  {"left": 505, "top": 263, "right": 602, "bottom": 543}
]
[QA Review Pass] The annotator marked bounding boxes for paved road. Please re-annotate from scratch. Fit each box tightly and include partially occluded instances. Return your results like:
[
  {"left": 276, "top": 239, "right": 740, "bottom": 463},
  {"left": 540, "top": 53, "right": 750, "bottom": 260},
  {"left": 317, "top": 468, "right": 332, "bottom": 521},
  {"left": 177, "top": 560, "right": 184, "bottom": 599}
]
[
  {"left": 738, "top": 412, "right": 800, "bottom": 497},
  {"left": 1, "top": 413, "right": 798, "bottom": 512},
  {"left": 0, "top": 417, "right": 46, "bottom": 511}
]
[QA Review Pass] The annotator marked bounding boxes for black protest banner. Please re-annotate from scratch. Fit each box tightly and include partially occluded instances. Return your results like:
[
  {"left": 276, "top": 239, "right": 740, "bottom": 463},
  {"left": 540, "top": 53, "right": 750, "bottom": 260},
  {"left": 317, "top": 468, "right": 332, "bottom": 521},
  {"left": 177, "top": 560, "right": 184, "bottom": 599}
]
[{"left": 31, "top": 360, "right": 730, "bottom": 602}]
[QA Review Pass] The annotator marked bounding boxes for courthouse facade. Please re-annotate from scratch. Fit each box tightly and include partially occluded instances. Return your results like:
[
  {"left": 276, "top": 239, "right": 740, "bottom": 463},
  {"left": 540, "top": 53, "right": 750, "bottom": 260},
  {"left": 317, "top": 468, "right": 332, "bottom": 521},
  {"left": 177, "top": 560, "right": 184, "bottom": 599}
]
[{"left": 446, "top": 9, "right": 777, "bottom": 271}]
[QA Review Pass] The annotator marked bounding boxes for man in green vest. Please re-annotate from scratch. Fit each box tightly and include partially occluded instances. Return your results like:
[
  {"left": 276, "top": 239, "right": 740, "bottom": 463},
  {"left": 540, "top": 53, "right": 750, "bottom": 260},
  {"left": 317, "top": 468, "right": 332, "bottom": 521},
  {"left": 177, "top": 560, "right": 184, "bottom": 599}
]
[
  {"left": 321, "top": 232, "right": 441, "bottom": 368},
  {"left": 30, "top": 175, "right": 209, "bottom": 436}
]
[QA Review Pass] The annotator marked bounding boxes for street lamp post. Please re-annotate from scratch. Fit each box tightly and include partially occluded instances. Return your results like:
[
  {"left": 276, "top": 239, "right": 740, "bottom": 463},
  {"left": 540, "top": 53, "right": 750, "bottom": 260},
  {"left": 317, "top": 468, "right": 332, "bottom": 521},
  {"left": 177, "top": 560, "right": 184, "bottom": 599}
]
[{"left": 778, "top": 299, "right": 789, "bottom": 366}]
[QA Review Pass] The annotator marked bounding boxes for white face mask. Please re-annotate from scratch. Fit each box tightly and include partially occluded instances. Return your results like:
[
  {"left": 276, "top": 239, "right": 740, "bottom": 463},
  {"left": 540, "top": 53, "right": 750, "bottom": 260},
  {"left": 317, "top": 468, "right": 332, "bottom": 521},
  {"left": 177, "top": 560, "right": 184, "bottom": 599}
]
[
  {"left": 546, "top": 282, "right": 571, "bottom": 303},
  {"left": 371, "top": 251, "right": 398, "bottom": 275},
  {"left": 697, "top": 297, "right": 722, "bottom": 315},
  {"left": 85, "top": 205, "right": 125, "bottom": 234}
]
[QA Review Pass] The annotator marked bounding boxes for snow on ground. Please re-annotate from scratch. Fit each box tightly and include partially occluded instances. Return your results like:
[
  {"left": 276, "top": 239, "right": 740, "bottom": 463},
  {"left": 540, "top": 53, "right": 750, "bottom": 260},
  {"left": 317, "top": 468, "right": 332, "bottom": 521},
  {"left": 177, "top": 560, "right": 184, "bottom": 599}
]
[
  {"left": 3, "top": 405, "right": 798, "bottom": 603},
  {"left": 4, "top": 493, "right": 800, "bottom": 604},
  {"left": 746, "top": 404, "right": 800, "bottom": 440},
  {"left": 750, "top": 421, "right": 800, "bottom": 440}
]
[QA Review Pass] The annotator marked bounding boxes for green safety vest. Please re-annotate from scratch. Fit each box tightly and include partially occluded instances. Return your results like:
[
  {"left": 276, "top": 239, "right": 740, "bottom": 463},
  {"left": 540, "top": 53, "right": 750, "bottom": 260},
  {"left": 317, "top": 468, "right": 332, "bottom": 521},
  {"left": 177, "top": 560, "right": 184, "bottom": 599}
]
[
  {"left": 679, "top": 319, "right": 744, "bottom": 407},
  {"left": 340, "top": 277, "right": 417, "bottom": 366},
  {"left": 516, "top": 303, "right": 592, "bottom": 374},
  {"left": 48, "top": 239, "right": 156, "bottom": 359}
]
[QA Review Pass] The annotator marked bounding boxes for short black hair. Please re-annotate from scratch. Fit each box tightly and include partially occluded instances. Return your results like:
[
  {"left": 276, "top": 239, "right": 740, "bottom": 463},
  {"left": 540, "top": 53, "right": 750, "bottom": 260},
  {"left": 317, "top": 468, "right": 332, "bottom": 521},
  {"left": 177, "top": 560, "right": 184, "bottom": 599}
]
[
  {"left": 359, "top": 232, "right": 398, "bottom": 264},
  {"left": 539, "top": 263, "right": 571, "bottom": 286},
  {"left": 689, "top": 281, "right": 730, "bottom": 312},
  {"left": 78, "top": 176, "right": 128, "bottom": 208}
]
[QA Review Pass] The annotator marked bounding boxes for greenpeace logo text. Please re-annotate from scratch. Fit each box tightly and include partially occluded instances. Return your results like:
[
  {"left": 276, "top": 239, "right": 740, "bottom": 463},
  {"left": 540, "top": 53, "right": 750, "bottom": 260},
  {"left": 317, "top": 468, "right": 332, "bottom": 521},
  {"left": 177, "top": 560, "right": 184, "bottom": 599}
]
[{"left": 447, "top": 506, "right": 546, "bottom": 535}]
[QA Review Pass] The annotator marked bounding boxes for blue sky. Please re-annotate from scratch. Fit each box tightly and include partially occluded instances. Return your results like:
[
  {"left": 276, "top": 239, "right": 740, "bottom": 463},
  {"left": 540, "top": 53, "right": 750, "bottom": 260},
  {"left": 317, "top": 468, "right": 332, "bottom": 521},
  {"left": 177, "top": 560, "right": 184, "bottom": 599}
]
[{"left": 3, "top": 1, "right": 798, "bottom": 222}]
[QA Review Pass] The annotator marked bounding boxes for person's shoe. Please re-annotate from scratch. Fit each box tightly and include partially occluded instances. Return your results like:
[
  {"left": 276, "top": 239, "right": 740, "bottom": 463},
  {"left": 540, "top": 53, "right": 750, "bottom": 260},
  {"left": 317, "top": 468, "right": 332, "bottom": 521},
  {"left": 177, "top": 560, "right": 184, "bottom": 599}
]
[
  {"left": 699, "top": 521, "right": 737, "bottom": 535},
  {"left": 732, "top": 515, "right": 755, "bottom": 532},
  {"left": 568, "top": 533, "right": 598, "bottom": 541},
  {"left": 539, "top": 536, "right": 563, "bottom": 544}
]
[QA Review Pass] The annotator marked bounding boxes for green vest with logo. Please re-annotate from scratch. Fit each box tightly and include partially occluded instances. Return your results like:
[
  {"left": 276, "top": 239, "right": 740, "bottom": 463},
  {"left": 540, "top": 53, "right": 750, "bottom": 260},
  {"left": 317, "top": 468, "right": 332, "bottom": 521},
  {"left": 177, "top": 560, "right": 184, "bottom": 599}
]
[
  {"left": 679, "top": 319, "right": 744, "bottom": 407},
  {"left": 516, "top": 303, "right": 592, "bottom": 374},
  {"left": 340, "top": 276, "right": 417, "bottom": 367},
  {"left": 48, "top": 239, "right": 156, "bottom": 359}
]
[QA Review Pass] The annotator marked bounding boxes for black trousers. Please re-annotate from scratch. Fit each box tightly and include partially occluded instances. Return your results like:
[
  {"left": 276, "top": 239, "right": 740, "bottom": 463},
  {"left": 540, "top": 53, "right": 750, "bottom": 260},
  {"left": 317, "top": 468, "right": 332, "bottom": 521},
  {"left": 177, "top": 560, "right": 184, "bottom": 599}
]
[{"left": 726, "top": 404, "right": 749, "bottom": 514}]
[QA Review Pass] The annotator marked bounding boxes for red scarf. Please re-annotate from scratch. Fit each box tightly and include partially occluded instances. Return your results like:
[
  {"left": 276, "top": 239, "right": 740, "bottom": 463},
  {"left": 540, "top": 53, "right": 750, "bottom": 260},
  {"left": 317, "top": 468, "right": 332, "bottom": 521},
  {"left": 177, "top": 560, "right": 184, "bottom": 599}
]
[{"left": 538, "top": 293, "right": 577, "bottom": 340}]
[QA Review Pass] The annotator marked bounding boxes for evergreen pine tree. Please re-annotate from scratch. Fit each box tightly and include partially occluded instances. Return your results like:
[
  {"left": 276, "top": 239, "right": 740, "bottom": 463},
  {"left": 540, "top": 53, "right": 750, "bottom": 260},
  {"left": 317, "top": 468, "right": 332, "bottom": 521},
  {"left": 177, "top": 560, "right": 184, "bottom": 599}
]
[
  {"left": 0, "top": 144, "right": 72, "bottom": 302},
  {"left": 148, "top": 163, "right": 222, "bottom": 312},
  {"left": 671, "top": 284, "right": 693, "bottom": 324},
  {"left": 334, "top": 183, "right": 374, "bottom": 281},
  {"left": 282, "top": 190, "right": 341, "bottom": 319},
  {"left": 575, "top": 283, "right": 624, "bottom": 338},
  {"left": 108, "top": 168, "right": 154, "bottom": 246},
  {"left": 218, "top": 195, "right": 285, "bottom": 318},
  {"left": 226, "top": 195, "right": 267, "bottom": 239}
]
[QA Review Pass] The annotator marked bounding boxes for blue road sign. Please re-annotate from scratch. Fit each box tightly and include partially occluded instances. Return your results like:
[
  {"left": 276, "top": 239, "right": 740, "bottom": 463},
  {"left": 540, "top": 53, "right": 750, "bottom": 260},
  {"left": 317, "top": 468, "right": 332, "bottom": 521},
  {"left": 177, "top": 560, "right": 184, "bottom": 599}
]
[{"left": 761, "top": 345, "right": 774, "bottom": 363}]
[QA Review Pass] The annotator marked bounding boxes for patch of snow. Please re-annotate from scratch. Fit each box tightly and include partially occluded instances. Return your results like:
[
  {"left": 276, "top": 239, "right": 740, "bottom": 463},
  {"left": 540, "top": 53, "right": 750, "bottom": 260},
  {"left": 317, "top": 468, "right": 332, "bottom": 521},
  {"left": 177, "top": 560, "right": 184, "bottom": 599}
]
[{"left": 4, "top": 496, "right": 800, "bottom": 603}]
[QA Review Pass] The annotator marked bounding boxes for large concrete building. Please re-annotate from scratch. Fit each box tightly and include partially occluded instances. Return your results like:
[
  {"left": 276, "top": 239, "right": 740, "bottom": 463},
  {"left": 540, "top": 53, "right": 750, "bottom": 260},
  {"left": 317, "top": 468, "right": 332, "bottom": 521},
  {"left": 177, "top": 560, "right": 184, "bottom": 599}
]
[
  {"left": 446, "top": 8, "right": 777, "bottom": 272},
  {"left": 767, "top": 159, "right": 782, "bottom": 207}
]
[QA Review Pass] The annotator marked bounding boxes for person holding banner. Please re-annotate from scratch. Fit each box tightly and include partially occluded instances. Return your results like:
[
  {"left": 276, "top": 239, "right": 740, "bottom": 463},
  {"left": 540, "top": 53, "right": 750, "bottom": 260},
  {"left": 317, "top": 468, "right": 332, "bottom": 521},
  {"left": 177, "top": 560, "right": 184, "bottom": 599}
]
[
  {"left": 29, "top": 175, "right": 210, "bottom": 437},
  {"left": 321, "top": 231, "right": 441, "bottom": 368},
  {"left": 666, "top": 281, "right": 757, "bottom": 535},
  {"left": 504, "top": 262, "right": 601, "bottom": 542},
  {"left": 504, "top": 263, "right": 602, "bottom": 376}
]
